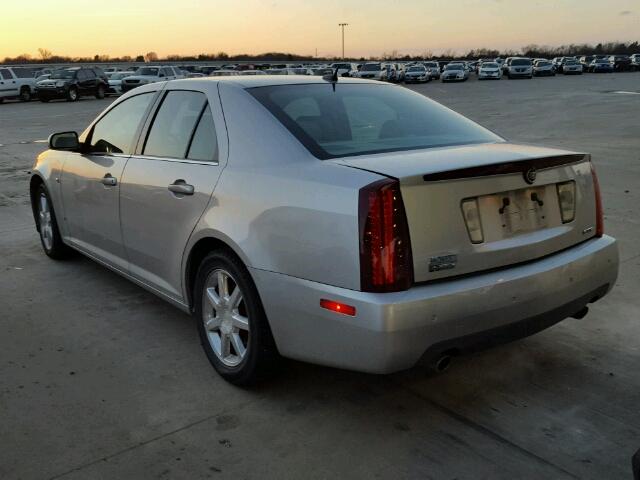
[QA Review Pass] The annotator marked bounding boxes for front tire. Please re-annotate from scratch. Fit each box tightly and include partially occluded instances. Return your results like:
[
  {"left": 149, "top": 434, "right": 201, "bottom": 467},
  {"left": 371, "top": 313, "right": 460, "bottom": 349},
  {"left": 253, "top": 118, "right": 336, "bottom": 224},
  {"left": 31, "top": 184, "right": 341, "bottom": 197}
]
[
  {"left": 35, "top": 184, "right": 72, "bottom": 259},
  {"left": 194, "top": 251, "right": 278, "bottom": 385}
]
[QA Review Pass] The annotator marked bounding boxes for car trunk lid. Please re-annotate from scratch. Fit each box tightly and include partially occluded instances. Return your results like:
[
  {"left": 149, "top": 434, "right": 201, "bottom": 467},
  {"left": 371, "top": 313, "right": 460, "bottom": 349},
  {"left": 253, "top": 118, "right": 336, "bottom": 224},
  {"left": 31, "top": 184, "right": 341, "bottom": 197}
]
[{"left": 333, "top": 143, "right": 599, "bottom": 283}]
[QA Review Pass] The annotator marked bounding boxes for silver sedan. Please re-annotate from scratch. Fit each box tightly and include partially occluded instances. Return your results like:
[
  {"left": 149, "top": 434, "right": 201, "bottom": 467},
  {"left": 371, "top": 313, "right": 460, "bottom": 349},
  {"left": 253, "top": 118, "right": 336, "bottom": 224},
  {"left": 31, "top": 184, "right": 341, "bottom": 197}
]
[{"left": 30, "top": 77, "right": 618, "bottom": 384}]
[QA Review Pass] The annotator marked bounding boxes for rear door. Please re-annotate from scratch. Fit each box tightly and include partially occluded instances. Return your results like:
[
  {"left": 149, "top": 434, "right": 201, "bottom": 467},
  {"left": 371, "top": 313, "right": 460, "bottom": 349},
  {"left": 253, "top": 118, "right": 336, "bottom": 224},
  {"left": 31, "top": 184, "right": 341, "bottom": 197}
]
[
  {"left": 60, "top": 91, "right": 157, "bottom": 270},
  {"left": 119, "top": 86, "right": 226, "bottom": 302},
  {"left": 0, "top": 68, "right": 18, "bottom": 99}
]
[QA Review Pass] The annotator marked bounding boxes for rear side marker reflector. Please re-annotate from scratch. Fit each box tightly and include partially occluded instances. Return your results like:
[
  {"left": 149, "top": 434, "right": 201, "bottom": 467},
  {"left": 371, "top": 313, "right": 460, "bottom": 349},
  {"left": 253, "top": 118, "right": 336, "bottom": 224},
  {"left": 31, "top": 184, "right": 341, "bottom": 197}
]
[{"left": 320, "top": 299, "right": 356, "bottom": 317}]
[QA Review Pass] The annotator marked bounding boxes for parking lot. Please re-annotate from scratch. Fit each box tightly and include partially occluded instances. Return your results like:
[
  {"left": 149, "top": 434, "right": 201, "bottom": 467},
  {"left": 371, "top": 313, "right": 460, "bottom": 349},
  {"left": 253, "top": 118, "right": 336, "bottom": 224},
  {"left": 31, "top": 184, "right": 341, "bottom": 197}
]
[{"left": 1, "top": 73, "right": 639, "bottom": 479}]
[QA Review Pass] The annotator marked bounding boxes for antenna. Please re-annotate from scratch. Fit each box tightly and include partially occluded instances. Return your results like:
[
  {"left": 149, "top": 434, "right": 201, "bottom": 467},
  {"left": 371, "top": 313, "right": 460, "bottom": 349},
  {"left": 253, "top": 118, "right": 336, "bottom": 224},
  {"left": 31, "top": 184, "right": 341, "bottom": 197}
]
[{"left": 322, "top": 67, "right": 340, "bottom": 91}]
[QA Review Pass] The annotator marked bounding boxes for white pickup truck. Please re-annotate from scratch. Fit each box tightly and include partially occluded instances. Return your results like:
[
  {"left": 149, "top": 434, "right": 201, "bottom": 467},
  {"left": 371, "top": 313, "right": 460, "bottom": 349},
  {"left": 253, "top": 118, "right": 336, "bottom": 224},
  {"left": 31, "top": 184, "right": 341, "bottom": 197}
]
[{"left": 0, "top": 67, "right": 38, "bottom": 102}]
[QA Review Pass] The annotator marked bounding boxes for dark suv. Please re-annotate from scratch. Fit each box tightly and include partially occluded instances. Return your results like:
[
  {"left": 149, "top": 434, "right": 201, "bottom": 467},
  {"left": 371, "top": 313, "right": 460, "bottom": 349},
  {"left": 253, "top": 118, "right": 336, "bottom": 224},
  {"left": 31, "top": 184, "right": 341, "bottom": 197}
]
[{"left": 36, "top": 67, "right": 109, "bottom": 102}]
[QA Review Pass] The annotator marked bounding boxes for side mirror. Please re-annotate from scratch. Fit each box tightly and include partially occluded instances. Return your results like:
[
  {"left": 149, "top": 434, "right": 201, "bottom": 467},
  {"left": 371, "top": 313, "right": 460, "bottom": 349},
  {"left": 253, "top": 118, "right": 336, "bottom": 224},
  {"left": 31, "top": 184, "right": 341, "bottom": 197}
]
[{"left": 49, "top": 131, "right": 80, "bottom": 151}]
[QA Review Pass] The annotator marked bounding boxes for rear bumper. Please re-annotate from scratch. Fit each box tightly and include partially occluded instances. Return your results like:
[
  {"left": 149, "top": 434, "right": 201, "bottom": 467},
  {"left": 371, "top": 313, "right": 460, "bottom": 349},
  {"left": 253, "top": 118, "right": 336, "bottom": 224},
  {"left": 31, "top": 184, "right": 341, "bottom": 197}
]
[{"left": 251, "top": 235, "right": 618, "bottom": 374}]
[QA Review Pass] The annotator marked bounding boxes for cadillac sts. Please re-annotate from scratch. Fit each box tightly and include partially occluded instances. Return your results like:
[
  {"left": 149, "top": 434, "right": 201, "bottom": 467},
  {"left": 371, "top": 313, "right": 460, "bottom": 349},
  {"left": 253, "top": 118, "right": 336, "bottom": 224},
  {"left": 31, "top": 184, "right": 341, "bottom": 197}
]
[{"left": 30, "top": 77, "right": 619, "bottom": 384}]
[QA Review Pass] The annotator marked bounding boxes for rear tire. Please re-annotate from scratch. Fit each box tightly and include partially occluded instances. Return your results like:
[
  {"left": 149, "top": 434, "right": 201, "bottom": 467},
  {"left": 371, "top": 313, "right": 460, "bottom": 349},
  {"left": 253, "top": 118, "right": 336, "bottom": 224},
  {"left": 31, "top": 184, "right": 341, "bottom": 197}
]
[
  {"left": 19, "top": 87, "right": 31, "bottom": 102},
  {"left": 34, "top": 184, "right": 72, "bottom": 259},
  {"left": 95, "top": 85, "right": 105, "bottom": 99},
  {"left": 194, "top": 250, "right": 279, "bottom": 385},
  {"left": 66, "top": 87, "right": 78, "bottom": 102}
]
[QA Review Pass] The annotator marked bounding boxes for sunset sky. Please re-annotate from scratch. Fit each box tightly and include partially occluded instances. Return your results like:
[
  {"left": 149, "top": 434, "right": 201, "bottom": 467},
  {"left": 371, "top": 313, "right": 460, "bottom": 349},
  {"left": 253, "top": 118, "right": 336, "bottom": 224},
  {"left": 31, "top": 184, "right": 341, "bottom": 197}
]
[{"left": 2, "top": 0, "right": 638, "bottom": 59}]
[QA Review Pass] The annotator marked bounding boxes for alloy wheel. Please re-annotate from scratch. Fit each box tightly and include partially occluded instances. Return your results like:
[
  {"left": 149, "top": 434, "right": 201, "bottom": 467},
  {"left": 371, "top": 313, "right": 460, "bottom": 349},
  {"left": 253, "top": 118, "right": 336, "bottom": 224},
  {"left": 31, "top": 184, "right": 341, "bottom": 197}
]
[{"left": 202, "top": 269, "right": 250, "bottom": 367}]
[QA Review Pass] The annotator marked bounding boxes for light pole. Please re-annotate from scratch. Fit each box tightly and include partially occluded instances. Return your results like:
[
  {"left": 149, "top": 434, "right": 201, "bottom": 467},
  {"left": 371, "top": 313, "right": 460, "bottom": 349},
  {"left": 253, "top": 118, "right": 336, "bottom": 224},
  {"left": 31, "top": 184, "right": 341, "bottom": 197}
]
[{"left": 338, "top": 23, "right": 348, "bottom": 59}]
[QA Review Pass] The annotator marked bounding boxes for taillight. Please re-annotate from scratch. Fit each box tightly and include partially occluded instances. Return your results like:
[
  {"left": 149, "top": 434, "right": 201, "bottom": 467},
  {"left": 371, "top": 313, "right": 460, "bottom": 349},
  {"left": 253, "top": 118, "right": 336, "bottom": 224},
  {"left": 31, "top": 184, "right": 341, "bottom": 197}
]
[
  {"left": 358, "top": 178, "right": 413, "bottom": 292},
  {"left": 591, "top": 163, "right": 604, "bottom": 237}
]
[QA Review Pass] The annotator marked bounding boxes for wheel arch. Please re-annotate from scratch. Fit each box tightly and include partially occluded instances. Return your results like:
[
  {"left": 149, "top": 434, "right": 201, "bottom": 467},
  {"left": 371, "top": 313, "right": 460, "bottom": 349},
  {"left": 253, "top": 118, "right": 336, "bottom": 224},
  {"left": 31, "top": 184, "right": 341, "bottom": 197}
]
[{"left": 183, "top": 233, "right": 252, "bottom": 311}]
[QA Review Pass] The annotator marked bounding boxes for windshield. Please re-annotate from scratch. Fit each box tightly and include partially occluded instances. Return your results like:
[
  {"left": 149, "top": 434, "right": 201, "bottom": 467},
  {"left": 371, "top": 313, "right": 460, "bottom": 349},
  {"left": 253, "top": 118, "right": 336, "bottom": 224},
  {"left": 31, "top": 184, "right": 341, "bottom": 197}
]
[
  {"left": 249, "top": 84, "right": 502, "bottom": 159},
  {"left": 137, "top": 67, "right": 159, "bottom": 76},
  {"left": 481, "top": 63, "right": 498, "bottom": 68},
  {"left": 423, "top": 62, "right": 438, "bottom": 67},
  {"left": 564, "top": 60, "right": 578, "bottom": 65},
  {"left": 536, "top": 61, "right": 551, "bottom": 66},
  {"left": 50, "top": 70, "right": 75, "bottom": 79},
  {"left": 511, "top": 59, "right": 531, "bottom": 66},
  {"left": 361, "top": 64, "right": 381, "bottom": 71},
  {"left": 445, "top": 64, "right": 462, "bottom": 70},
  {"left": 407, "top": 67, "right": 425, "bottom": 72}
]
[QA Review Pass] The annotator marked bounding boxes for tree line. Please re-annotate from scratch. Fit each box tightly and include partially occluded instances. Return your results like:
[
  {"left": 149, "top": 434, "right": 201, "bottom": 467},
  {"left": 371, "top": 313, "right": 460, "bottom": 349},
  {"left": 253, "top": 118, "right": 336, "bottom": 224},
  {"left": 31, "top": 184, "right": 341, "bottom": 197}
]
[{"left": 2, "top": 41, "right": 638, "bottom": 65}]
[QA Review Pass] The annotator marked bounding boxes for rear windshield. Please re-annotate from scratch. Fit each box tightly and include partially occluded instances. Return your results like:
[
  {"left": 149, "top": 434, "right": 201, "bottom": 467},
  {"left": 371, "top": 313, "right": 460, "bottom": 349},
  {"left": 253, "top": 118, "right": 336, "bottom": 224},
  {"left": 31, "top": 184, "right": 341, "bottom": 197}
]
[{"left": 249, "top": 84, "right": 502, "bottom": 159}]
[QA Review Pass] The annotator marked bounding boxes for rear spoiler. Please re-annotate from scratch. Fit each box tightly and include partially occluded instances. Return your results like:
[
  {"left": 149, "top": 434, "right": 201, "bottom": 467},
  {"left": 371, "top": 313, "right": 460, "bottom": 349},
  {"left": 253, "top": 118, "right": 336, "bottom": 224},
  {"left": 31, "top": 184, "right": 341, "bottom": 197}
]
[{"left": 422, "top": 154, "right": 587, "bottom": 183}]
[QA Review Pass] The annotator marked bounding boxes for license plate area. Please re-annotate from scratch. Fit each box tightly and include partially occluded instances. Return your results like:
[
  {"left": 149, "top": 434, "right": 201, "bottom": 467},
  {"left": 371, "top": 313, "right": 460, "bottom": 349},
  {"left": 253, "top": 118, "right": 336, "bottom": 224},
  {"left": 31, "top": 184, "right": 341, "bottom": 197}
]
[{"left": 477, "top": 185, "right": 554, "bottom": 241}]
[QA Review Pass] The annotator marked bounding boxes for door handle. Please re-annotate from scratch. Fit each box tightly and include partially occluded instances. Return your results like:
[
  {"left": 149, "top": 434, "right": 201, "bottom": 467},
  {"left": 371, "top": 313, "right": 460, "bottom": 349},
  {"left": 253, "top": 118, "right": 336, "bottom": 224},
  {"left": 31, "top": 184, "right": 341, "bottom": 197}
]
[
  {"left": 101, "top": 173, "right": 117, "bottom": 186},
  {"left": 168, "top": 180, "right": 194, "bottom": 195}
]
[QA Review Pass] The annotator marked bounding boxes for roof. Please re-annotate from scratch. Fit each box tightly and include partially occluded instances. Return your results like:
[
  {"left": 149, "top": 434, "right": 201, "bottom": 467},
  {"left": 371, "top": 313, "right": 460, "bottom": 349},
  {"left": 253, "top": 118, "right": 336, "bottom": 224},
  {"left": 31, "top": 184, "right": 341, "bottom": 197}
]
[{"left": 168, "top": 75, "right": 383, "bottom": 89}]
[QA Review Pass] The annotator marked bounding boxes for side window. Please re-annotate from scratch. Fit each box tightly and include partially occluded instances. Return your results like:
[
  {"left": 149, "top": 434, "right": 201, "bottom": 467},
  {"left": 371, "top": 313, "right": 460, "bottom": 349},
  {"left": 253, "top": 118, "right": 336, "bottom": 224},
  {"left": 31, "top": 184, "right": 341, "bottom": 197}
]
[
  {"left": 84, "top": 69, "right": 96, "bottom": 79},
  {"left": 162, "top": 67, "right": 173, "bottom": 77},
  {"left": 187, "top": 105, "right": 218, "bottom": 162},
  {"left": 0, "top": 69, "right": 12, "bottom": 80},
  {"left": 76, "top": 70, "right": 86, "bottom": 81},
  {"left": 144, "top": 91, "right": 206, "bottom": 158},
  {"left": 88, "top": 93, "right": 154, "bottom": 154},
  {"left": 172, "top": 67, "right": 181, "bottom": 76}
]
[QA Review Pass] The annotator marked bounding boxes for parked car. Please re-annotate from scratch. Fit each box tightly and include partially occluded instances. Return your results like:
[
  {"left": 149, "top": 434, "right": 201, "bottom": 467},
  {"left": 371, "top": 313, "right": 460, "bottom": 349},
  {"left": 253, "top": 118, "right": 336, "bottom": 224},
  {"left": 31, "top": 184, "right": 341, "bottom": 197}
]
[
  {"left": 422, "top": 61, "right": 440, "bottom": 79},
  {"left": 403, "top": 65, "right": 430, "bottom": 83},
  {"left": 354, "top": 63, "right": 386, "bottom": 80},
  {"left": 30, "top": 76, "right": 618, "bottom": 384},
  {"left": 477, "top": 62, "right": 502, "bottom": 80},
  {"left": 106, "top": 71, "right": 136, "bottom": 95},
  {"left": 631, "top": 54, "right": 640, "bottom": 71},
  {"left": 560, "top": 59, "right": 583, "bottom": 75},
  {"left": 501, "top": 57, "right": 515, "bottom": 74},
  {"left": 441, "top": 63, "right": 469, "bottom": 82},
  {"left": 383, "top": 63, "right": 399, "bottom": 82},
  {"left": 330, "top": 62, "right": 359, "bottom": 77},
  {"left": 0, "top": 66, "right": 38, "bottom": 102},
  {"left": 579, "top": 56, "right": 595, "bottom": 71},
  {"left": 589, "top": 58, "right": 614, "bottom": 73},
  {"left": 120, "top": 66, "right": 184, "bottom": 93},
  {"left": 609, "top": 55, "right": 631, "bottom": 72},
  {"left": 36, "top": 67, "right": 109, "bottom": 102},
  {"left": 533, "top": 59, "right": 555, "bottom": 77},
  {"left": 505, "top": 58, "right": 533, "bottom": 79}
]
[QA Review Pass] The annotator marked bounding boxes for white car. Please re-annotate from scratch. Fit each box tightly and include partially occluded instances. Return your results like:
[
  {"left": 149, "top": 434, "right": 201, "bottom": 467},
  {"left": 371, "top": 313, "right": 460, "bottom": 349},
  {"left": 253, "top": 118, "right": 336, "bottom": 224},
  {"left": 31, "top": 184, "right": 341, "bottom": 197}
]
[
  {"left": 0, "top": 66, "right": 38, "bottom": 102},
  {"left": 403, "top": 65, "right": 430, "bottom": 83},
  {"left": 505, "top": 58, "right": 533, "bottom": 79},
  {"left": 120, "top": 66, "right": 184, "bottom": 93},
  {"left": 354, "top": 63, "right": 387, "bottom": 80},
  {"left": 441, "top": 63, "right": 468, "bottom": 82},
  {"left": 561, "top": 59, "right": 583, "bottom": 75},
  {"left": 330, "top": 62, "right": 359, "bottom": 77},
  {"left": 422, "top": 61, "right": 440, "bottom": 79},
  {"left": 106, "top": 71, "right": 135, "bottom": 95},
  {"left": 31, "top": 76, "right": 618, "bottom": 384},
  {"left": 477, "top": 62, "right": 502, "bottom": 80}
]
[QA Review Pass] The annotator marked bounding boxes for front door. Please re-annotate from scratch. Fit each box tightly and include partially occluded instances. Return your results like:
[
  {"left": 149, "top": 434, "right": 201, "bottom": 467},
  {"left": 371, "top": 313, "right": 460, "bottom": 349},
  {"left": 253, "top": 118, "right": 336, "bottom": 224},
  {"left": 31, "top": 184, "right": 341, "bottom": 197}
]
[
  {"left": 120, "top": 88, "right": 225, "bottom": 302},
  {"left": 60, "top": 91, "right": 157, "bottom": 270}
]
